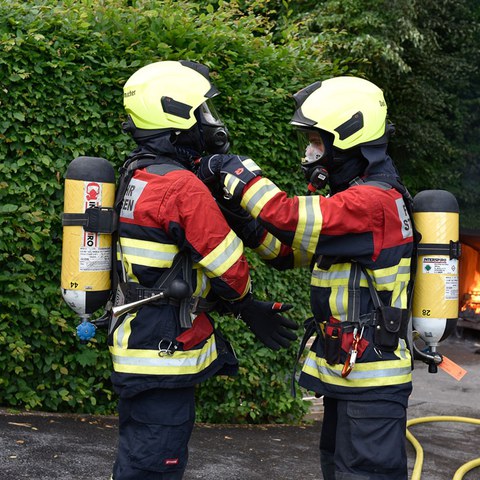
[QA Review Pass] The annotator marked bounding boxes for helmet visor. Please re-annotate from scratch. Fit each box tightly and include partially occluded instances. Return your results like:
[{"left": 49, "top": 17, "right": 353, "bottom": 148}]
[
  {"left": 199, "top": 100, "right": 230, "bottom": 154},
  {"left": 199, "top": 100, "right": 224, "bottom": 127},
  {"left": 297, "top": 129, "right": 327, "bottom": 167}
]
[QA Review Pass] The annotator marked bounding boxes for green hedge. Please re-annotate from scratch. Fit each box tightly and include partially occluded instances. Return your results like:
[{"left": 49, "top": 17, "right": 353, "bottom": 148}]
[{"left": 0, "top": 0, "right": 349, "bottom": 422}]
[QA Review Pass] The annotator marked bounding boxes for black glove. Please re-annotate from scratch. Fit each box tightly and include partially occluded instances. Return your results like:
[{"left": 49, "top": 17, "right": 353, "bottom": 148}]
[
  {"left": 197, "top": 154, "right": 262, "bottom": 199},
  {"left": 229, "top": 296, "right": 298, "bottom": 350}
]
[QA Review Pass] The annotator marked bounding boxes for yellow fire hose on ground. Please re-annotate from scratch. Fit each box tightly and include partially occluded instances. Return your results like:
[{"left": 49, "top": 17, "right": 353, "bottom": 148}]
[{"left": 407, "top": 416, "right": 480, "bottom": 480}]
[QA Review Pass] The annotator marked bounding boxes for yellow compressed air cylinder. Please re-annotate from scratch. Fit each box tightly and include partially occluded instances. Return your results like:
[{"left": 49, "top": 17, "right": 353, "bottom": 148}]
[
  {"left": 61, "top": 156, "right": 115, "bottom": 316},
  {"left": 412, "top": 190, "right": 459, "bottom": 347}
]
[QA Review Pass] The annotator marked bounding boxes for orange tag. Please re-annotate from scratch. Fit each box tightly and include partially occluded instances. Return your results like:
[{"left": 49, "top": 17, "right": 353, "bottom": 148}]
[{"left": 438, "top": 355, "right": 467, "bottom": 381}]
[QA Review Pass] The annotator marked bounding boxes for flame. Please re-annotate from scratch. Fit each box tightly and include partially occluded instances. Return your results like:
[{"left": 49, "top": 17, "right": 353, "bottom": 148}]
[{"left": 461, "top": 287, "right": 480, "bottom": 315}]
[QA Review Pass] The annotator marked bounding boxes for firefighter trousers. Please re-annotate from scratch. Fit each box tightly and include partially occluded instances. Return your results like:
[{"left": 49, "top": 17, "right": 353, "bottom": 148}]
[
  {"left": 112, "top": 386, "right": 195, "bottom": 480},
  {"left": 320, "top": 396, "right": 408, "bottom": 480}
]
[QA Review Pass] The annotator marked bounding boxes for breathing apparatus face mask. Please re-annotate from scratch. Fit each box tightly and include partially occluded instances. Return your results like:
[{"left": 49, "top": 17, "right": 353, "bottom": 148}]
[
  {"left": 297, "top": 128, "right": 367, "bottom": 194},
  {"left": 170, "top": 100, "right": 230, "bottom": 169},
  {"left": 198, "top": 101, "right": 230, "bottom": 154},
  {"left": 298, "top": 129, "right": 333, "bottom": 192}
]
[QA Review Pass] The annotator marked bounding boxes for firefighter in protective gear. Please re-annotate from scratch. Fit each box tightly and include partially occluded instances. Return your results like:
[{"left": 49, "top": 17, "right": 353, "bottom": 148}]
[
  {"left": 198, "top": 76, "right": 414, "bottom": 480},
  {"left": 110, "top": 60, "right": 298, "bottom": 480}
]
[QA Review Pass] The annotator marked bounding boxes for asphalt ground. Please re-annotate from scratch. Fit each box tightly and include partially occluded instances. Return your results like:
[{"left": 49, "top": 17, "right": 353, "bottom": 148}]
[{"left": 1, "top": 329, "right": 479, "bottom": 480}]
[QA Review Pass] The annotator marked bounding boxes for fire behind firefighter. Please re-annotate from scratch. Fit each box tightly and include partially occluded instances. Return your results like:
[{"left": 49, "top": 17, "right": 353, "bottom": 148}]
[
  {"left": 109, "top": 60, "right": 298, "bottom": 480},
  {"left": 198, "top": 76, "right": 414, "bottom": 480}
]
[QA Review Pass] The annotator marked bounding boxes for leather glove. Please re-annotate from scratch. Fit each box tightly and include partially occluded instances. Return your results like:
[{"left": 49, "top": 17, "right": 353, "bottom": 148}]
[
  {"left": 197, "top": 154, "right": 262, "bottom": 199},
  {"left": 228, "top": 295, "right": 298, "bottom": 350}
]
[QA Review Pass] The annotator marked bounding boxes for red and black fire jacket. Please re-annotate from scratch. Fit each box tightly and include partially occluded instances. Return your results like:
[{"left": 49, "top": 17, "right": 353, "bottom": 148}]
[
  {"left": 108, "top": 160, "right": 251, "bottom": 396},
  {"left": 231, "top": 174, "right": 414, "bottom": 406}
]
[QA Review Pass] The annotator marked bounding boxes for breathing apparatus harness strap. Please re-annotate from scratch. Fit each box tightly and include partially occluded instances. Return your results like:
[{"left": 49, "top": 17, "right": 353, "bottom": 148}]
[
  {"left": 291, "top": 316, "right": 320, "bottom": 398},
  {"left": 109, "top": 153, "right": 199, "bottom": 330},
  {"left": 351, "top": 176, "right": 420, "bottom": 309},
  {"left": 110, "top": 153, "right": 163, "bottom": 302},
  {"left": 114, "top": 153, "right": 159, "bottom": 211},
  {"left": 355, "top": 177, "right": 421, "bottom": 367},
  {"left": 61, "top": 207, "right": 117, "bottom": 234},
  {"left": 121, "top": 250, "right": 195, "bottom": 329}
]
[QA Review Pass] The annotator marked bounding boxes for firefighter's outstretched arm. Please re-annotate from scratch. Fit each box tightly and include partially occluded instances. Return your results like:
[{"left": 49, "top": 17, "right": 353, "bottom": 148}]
[{"left": 198, "top": 153, "right": 314, "bottom": 255}]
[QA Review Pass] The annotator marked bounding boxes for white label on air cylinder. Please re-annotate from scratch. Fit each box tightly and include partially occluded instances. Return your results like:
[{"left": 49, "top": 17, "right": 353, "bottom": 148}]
[
  {"left": 83, "top": 181, "right": 102, "bottom": 248},
  {"left": 422, "top": 257, "right": 457, "bottom": 275},
  {"left": 445, "top": 275, "right": 458, "bottom": 300},
  {"left": 79, "top": 247, "right": 111, "bottom": 271}
]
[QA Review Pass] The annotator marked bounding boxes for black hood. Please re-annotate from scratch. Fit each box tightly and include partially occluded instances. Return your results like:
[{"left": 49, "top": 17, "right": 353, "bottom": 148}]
[
  {"left": 330, "top": 123, "right": 408, "bottom": 196},
  {"left": 129, "top": 131, "right": 198, "bottom": 171},
  {"left": 327, "top": 151, "right": 368, "bottom": 194},
  {"left": 360, "top": 124, "right": 408, "bottom": 195},
  {"left": 360, "top": 142, "right": 408, "bottom": 196}
]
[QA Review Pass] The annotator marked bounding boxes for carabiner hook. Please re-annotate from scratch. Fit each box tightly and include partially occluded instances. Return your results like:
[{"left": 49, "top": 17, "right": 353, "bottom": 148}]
[
  {"left": 158, "top": 339, "right": 176, "bottom": 357},
  {"left": 341, "top": 326, "right": 364, "bottom": 378}
]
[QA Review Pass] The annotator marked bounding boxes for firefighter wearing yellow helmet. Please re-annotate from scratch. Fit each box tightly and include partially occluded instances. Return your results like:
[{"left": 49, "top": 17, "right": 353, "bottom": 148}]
[
  {"left": 198, "top": 76, "right": 414, "bottom": 480},
  {"left": 109, "top": 60, "right": 298, "bottom": 480}
]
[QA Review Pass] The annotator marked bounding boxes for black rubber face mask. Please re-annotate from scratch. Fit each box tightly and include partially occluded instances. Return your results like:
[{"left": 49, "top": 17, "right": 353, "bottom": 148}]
[
  {"left": 168, "top": 107, "right": 230, "bottom": 172},
  {"left": 198, "top": 101, "right": 230, "bottom": 154}
]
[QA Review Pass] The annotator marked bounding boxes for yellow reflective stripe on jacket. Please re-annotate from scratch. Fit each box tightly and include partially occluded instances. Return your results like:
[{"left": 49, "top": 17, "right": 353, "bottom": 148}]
[
  {"left": 200, "top": 229, "right": 243, "bottom": 279},
  {"left": 113, "top": 312, "right": 135, "bottom": 350},
  {"left": 364, "top": 259, "right": 411, "bottom": 291},
  {"left": 293, "top": 196, "right": 322, "bottom": 256},
  {"left": 311, "top": 259, "right": 411, "bottom": 311},
  {"left": 224, "top": 173, "right": 241, "bottom": 197},
  {"left": 117, "top": 241, "right": 139, "bottom": 283},
  {"left": 119, "top": 237, "right": 179, "bottom": 268},
  {"left": 241, "top": 177, "right": 280, "bottom": 217},
  {"left": 109, "top": 335, "right": 218, "bottom": 375},
  {"left": 302, "top": 340, "right": 412, "bottom": 388},
  {"left": 330, "top": 285, "right": 348, "bottom": 322},
  {"left": 224, "top": 159, "right": 262, "bottom": 197},
  {"left": 253, "top": 231, "right": 312, "bottom": 267},
  {"left": 241, "top": 158, "right": 262, "bottom": 173},
  {"left": 293, "top": 248, "right": 313, "bottom": 268},
  {"left": 311, "top": 259, "right": 411, "bottom": 287},
  {"left": 254, "top": 231, "right": 281, "bottom": 260},
  {"left": 192, "top": 266, "right": 212, "bottom": 297},
  {"left": 311, "top": 264, "right": 352, "bottom": 320},
  {"left": 311, "top": 263, "right": 350, "bottom": 286},
  {"left": 391, "top": 281, "right": 408, "bottom": 309}
]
